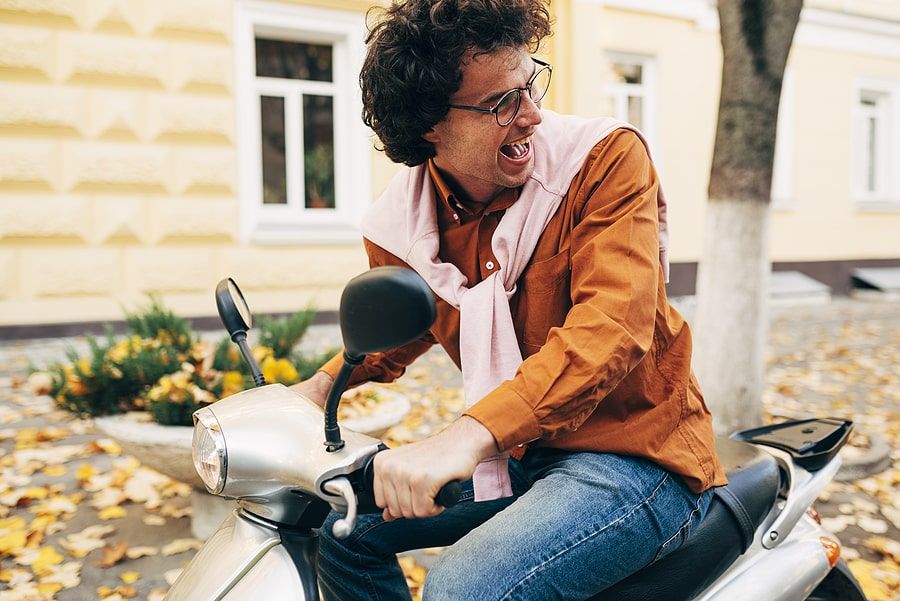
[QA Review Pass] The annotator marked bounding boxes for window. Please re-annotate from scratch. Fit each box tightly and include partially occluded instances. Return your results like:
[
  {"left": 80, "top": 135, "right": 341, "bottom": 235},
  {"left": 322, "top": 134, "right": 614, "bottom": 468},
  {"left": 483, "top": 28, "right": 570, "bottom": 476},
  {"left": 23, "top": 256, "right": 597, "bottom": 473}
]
[
  {"left": 854, "top": 89, "right": 891, "bottom": 204},
  {"left": 236, "top": 2, "right": 370, "bottom": 243},
  {"left": 603, "top": 52, "right": 659, "bottom": 163}
]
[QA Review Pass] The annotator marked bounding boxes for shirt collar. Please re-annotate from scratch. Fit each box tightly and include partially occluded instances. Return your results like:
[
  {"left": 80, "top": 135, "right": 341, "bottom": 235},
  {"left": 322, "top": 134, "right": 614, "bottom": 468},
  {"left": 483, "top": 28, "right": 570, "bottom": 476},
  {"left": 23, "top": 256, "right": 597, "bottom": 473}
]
[{"left": 427, "top": 160, "right": 520, "bottom": 222}]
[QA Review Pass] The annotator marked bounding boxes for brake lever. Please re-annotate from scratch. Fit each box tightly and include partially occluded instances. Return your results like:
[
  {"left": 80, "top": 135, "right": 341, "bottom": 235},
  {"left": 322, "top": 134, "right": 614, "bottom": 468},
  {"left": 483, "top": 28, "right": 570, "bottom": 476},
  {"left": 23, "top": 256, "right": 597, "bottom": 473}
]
[{"left": 322, "top": 477, "right": 357, "bottom": 539}]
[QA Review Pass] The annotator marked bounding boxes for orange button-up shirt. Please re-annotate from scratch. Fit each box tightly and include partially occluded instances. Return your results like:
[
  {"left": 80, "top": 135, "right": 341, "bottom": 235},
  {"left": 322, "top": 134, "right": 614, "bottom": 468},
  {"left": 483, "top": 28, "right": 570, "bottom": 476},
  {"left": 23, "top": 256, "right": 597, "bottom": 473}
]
[{"left": 321, "top": 129, "right": 727, "bottom": 493}]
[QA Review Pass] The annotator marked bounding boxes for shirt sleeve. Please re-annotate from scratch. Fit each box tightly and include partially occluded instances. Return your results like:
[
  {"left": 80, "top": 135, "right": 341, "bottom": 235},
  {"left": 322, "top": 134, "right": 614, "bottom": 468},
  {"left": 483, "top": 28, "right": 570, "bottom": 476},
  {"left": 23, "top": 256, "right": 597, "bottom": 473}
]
[
  {"left": 464, "top": 130, "right": 661, "bottom": 452},
  {"left": 317, "top": 238, "right": 437, "bottom": 387}
]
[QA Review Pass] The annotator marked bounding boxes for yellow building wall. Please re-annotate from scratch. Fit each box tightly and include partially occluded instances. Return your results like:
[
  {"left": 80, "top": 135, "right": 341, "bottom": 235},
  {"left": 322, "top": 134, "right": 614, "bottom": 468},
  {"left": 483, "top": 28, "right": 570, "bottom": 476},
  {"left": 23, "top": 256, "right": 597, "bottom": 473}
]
[
  {"left": 1, "top": 0, "right": 898, "bottom": 327},
  {"left": 0, "top": 0, "right": 374, "bottom": 327},
  {"left": 564, "top": 0, "right": 900, "bottom": 264}
]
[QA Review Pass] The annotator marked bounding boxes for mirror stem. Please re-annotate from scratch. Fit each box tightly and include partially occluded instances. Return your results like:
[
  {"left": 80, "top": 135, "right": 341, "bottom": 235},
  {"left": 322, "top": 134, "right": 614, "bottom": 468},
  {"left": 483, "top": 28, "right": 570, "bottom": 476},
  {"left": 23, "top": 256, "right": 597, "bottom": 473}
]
[
  {"left": 323, "top": 351, "right": 365, "bottom": 452},
  {"left": 233, "top": 331, "right": 266, "bottom": 387}
]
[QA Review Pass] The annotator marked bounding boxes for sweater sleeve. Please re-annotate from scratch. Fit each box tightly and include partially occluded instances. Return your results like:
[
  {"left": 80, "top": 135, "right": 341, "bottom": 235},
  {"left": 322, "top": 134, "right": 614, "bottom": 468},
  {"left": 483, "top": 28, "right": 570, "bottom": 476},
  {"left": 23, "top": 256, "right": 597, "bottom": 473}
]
[{"left": 317, "top": 238, "right": 437, "bottom": 387}]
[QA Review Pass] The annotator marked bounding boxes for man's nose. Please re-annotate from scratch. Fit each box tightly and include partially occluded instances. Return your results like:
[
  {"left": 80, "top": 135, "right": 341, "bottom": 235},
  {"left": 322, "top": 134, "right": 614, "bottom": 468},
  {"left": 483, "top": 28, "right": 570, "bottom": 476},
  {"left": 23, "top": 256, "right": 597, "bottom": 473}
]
[{"left": 513, "top": 92, "right": 543, "bottom": 128}]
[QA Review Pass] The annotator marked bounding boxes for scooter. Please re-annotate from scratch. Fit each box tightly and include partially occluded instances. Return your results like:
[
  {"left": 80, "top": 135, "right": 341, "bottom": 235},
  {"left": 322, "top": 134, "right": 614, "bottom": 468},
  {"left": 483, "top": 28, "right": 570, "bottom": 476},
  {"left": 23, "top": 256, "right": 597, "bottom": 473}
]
[{"left": 164, "top": 267, "right": 868, "bottom": 601}]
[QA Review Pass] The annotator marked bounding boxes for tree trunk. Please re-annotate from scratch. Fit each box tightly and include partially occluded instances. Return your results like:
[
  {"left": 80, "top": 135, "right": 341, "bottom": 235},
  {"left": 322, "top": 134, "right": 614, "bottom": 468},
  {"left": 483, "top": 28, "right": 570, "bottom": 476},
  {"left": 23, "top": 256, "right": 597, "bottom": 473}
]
[{"left": 693, "top": 0, "right": 803, "bottom": 435}]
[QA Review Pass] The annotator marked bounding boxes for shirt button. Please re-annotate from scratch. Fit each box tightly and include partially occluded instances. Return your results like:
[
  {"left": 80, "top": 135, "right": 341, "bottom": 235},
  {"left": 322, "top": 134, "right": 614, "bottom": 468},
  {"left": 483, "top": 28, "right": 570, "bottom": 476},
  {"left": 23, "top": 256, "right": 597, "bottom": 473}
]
[
  {"left": 453, "top": 213, "right": 459, "bottom": 221},
  {"left": 486, "top": 261, "right": 495, "bottom": 270}
]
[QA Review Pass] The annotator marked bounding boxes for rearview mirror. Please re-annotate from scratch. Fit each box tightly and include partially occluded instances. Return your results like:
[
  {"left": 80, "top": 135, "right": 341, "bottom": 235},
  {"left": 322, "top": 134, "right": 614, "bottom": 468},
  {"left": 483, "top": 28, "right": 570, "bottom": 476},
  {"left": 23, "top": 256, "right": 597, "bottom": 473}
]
[
  {"left": 339, "top": 266, "right": 436, "bottom": 358},
  {"left": 215, "top": 278, "right": 252, "bottom": 339}
]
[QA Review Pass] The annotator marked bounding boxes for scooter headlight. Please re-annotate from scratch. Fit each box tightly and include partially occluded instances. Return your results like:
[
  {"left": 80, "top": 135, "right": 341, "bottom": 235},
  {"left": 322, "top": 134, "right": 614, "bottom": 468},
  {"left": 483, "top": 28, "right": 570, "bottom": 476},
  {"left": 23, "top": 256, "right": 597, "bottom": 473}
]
[{"left": 192, "top": 408, "right": 227, "bottom": 494}]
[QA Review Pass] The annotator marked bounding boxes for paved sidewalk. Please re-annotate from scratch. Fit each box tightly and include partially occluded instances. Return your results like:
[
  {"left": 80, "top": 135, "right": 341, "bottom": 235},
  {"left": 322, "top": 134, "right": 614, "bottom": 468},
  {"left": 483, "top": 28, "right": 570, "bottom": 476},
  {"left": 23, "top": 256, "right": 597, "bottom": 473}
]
[{"left": 0, "top": 297, "right": 897, "bottom": 600}]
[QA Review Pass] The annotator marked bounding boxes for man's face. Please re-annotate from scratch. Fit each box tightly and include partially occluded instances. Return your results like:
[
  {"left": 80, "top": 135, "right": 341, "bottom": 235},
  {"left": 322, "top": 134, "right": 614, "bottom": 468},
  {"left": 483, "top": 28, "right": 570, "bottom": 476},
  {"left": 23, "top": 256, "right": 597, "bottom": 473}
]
[{"left": 424, "top": 46, "right": 543, "bottom": 204}]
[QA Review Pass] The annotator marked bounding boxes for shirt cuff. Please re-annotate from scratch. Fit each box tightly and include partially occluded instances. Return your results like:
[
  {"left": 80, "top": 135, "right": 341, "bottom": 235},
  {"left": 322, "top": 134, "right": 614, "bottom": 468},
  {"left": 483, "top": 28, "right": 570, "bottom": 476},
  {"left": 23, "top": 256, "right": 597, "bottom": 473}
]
[
  {"left": 463, "top": 381, "right": 542, "bottom": 453},
  {"left": 318, "top": 353, "right": 344, "bottom": 381}
]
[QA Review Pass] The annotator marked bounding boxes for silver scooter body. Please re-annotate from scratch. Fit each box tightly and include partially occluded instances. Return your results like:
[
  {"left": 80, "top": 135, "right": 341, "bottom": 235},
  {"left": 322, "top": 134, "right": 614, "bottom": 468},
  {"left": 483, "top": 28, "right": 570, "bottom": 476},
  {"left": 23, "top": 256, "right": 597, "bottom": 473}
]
[
  {"left": 166, "top": 384, "right": 860, "bottom": 601},
  {"left": 697, "top": 448, "right": 842, "bottom": 600},
  {"left": 165, "top": 384, "right": 381, "bottom": 601}
]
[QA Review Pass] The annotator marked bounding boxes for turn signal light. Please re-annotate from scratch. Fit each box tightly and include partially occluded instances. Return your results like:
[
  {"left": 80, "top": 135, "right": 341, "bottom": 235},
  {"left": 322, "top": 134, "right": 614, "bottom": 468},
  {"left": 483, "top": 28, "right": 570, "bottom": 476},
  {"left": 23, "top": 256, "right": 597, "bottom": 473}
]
[
  {"left": 819, "top": 537, "right": 840, "bottom": 568},
  {"left": 806, "top": 507, "right": 822, "bottom": 524}
]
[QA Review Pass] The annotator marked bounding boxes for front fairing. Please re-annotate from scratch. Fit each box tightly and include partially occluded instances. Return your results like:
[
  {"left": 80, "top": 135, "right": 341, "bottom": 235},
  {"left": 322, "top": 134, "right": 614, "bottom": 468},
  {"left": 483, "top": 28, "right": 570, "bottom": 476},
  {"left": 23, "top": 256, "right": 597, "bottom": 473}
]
[{"left": 164, "top": 510, "right": 317, "bottom": 601}]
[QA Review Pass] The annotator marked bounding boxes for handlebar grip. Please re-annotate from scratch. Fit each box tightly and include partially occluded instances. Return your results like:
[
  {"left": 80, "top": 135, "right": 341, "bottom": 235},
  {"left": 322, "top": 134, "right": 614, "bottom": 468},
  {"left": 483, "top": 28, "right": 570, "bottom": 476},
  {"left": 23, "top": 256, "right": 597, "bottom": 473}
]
[
  {"left": 361, "top": 447, "right": 463, "bottom": 511},
  {"left": 435, "top": 480, "right": 462, "bottom": 508}
]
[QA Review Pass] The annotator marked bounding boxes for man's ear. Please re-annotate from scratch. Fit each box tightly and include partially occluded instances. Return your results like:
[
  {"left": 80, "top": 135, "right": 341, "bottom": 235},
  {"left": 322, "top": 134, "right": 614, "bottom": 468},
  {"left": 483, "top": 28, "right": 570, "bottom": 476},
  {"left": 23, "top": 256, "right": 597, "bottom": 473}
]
[{"left": 422, "top": 127, "right": 440, "bottom": 145}]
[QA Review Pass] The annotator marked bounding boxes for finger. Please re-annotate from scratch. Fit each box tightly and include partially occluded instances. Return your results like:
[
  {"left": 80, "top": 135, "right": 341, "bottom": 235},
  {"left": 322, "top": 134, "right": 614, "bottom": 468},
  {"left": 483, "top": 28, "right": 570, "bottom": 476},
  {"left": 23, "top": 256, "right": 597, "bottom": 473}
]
[
  {"left": 396, "top": 478, "right": 416, "bottom": 519},
  {"left": 410, "top": 477, "right": 439, "bottom": 518},
  {"left": 382, "top": 507, "right": 395, "bottom": 522}
]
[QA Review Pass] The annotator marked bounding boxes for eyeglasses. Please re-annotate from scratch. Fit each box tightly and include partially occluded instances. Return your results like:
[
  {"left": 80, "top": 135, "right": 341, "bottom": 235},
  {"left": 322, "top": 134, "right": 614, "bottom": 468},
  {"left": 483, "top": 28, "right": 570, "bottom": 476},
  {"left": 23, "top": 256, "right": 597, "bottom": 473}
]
[{"left": 448, "top": 58, "right": 552, "bottom": 127}]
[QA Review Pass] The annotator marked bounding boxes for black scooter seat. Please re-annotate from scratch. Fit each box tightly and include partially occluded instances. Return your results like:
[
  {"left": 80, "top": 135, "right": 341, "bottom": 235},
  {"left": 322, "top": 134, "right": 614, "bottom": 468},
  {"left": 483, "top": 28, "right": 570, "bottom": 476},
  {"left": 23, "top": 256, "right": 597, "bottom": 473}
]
[{"left": 590, "top": 437, "right": 781, "bottom": 601}]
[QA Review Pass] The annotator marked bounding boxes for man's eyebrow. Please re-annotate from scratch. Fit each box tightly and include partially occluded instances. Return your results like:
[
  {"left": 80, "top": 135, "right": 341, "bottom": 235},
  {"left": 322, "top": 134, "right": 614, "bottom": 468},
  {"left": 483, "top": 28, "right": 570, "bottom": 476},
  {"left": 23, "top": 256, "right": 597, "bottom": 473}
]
[{"left": 476, "top": 60, "right": 537, "bottom": 105}]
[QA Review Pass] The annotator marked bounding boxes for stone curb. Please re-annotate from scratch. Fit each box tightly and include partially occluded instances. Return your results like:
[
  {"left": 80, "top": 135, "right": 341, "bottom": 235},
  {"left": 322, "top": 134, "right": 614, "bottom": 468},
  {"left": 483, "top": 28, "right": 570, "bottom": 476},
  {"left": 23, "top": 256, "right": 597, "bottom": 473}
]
[{"left": 835, "top": 432, "right": 892, "bottom": 482}]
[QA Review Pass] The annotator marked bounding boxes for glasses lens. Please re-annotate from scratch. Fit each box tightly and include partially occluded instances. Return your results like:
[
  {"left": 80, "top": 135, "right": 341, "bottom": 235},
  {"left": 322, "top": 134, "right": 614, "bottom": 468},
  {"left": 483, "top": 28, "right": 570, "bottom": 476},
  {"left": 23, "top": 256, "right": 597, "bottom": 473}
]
[
  {"left": 530, "top": 66, "right": 552, "bottom": 104},
  {"left": 495, "top": 90, "right": 521, "bottom": 126}
]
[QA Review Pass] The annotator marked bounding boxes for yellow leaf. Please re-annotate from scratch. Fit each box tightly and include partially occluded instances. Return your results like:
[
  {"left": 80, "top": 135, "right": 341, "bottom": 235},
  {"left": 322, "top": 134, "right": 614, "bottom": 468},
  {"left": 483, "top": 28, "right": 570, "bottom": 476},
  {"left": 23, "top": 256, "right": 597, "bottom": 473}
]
[
  {"left": 31, "top": 546, "right": 64, "bottom": 577},
  {"left": 0, "top": 530, "right": 27, "bottom": 553},
  {"left": 41, "top": 465, "right": 67, "bottom": 477},
  {"left": 120, "top": 571, "right": 141, "bottom": 584},
  {"left": 847, "top": 558, "right": 897, "bottom": 601},
  {"left": 75, "top": 463, "right": 95, "bottom": 481},
  {"left": 0, "top": 516, "right": 27, "bottom": 533},
  {"left": 98, "top": 506, "right": 127, "bottom": 520},
  {"left": 37, "top": 581, "right": 63, "bottom": 596},
  {"left": 28, "top": 515, "right": 55, "bottom": 533},
  {"left": 22, "top": 487, "right": 49, "bottom": 500}
]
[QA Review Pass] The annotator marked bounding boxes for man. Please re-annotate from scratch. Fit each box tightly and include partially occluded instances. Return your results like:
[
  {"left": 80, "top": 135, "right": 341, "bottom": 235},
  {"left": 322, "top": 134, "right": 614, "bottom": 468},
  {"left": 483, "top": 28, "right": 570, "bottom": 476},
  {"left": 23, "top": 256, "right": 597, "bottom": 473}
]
[{"left": 292, "top": 1, "right": 727, "bottom": 599}]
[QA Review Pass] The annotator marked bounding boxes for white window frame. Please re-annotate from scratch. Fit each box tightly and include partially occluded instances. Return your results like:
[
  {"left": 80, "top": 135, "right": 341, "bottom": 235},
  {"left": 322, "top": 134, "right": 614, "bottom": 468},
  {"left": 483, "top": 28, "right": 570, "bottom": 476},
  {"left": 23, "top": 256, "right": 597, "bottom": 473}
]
[
  {"left": 235, "top": 1, "right": 371, "bottom": 244},
  {"left": 604, "top": 51, "right": 660, "bottom": 166},
  {"left": 852, "top": 78, "right": 899, "bottom": 210},
  {"left": 771, "top": 67, "right": 796, "bottom": 211}
]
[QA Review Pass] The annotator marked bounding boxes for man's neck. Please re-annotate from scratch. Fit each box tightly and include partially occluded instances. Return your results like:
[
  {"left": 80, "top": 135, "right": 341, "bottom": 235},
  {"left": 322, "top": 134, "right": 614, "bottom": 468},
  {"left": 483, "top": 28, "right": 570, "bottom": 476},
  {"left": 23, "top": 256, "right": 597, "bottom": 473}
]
[{"left": 430, "top": 161, "right": 503, "bottom": 206}]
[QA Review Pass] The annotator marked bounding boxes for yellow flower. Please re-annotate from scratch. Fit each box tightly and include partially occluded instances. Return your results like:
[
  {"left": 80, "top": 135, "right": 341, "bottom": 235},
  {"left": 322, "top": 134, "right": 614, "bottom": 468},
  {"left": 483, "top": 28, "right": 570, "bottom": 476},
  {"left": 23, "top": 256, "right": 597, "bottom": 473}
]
[
  {"left": 261, "top": 357, "right": 299, "bottom": 385},
  {"left": 75, "top": 359, "right": 92, "bottom": 377},
  {"left": 221, "top": 371, "right": 245, "bottom": 397},
  {"left": 252, "top": 346, "right": 274, "bottom": 364}
]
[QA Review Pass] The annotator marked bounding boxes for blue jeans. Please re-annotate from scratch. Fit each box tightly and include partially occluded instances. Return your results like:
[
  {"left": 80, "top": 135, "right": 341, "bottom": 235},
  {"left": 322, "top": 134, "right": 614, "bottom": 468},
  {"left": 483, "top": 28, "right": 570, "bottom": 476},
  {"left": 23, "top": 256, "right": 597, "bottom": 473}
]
[{"left": 317, "top": 449, "right": 713, "bottom": 601}]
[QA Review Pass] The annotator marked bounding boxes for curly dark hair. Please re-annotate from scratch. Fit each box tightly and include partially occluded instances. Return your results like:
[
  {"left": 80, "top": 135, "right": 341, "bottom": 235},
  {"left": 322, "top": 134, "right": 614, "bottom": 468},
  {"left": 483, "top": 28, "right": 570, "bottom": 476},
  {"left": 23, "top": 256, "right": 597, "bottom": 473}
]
[{"left": 360, "top": 0, "right": 553, "bottom": 166}]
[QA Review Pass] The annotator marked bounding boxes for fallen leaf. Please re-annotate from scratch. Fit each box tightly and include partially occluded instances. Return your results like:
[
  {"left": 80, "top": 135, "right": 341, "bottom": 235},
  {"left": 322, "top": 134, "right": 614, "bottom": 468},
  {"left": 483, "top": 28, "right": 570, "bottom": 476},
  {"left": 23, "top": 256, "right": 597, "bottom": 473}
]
[
  {"left": 41, "top": 465, "right": 67, "bottom": 478},
  {"left": 863, "top": 536, "right": 900, "bottom": 563},
  {"left": 95, "top": 541, "right": 128, "bottom": 568},
  {"left": 59, "top": 525, "right": 115, "bottom": 558},
  {"left": 148, "top": 589, "right": 168, "bottom": 601},
  {"left": 857, "top": 515, "right": 889, "bottom": 534},
  {"left": 29, "top": 546, "right": 64, "bottom": 577},
  {"left": 125, "top": 546, "right": 158, "bottom": 559},
  {"left": 38, "top": 560, "right": 81, "bottom": 590},
  {"left": 120, "top": 570, "right": 141, "bottom": 584},
  {"left": 161, "top": 538, "right": 202, "bottom": 556},
  {"left": 0, "top": 530, "right": 27, "bottom": 553},
  {"left": 164, "top": 568, "right": 183, "bottom": 585},
  {"left": 142, "top": 515, "right": 166, "bottom": 526},
  {"left": 90, "top": 439, "right": 122, "bottom": 456},
  {"left": 98, "top": 506, "right": 127, "bottom": 521}
]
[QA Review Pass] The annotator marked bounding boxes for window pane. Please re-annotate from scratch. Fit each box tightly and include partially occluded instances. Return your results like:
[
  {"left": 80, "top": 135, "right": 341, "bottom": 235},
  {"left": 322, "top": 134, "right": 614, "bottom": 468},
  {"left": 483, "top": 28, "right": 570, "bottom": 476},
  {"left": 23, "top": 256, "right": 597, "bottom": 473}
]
[
  {"left": 255, "top": 38, "right": 333, "bottom": 82},
  {"left": 612, "top": 62, "right": 643, "bottom": 85},
  {"left": 627, "top": 95, "right": 643, "bottom": 128},
  {"left": 260, "top": 96, "right": 287, "bottom": 205},
  {"left": 303, "top": 95, "right": 335, "bottom": 209}
]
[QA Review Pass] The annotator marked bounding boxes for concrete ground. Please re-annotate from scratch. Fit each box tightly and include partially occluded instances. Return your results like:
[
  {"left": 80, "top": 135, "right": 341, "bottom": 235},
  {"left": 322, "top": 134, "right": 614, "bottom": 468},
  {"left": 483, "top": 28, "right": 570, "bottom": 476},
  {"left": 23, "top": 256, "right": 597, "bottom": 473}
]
[{"left": 0, "top": 296, "right": 897, "bottom": 600}]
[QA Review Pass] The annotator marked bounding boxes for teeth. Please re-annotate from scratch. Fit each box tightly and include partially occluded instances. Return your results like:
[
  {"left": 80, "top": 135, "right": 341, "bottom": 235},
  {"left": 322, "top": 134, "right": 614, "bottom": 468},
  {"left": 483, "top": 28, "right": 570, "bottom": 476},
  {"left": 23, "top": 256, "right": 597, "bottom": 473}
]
[{"left": 508, "top": 135, "right": 531, "bottom": 146}]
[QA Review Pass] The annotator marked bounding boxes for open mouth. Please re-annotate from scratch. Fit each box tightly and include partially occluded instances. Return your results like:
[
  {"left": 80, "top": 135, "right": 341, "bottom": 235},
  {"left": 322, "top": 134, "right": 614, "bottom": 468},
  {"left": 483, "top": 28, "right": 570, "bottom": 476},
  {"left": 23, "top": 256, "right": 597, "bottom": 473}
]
[{"left": 499, "top": 135, "right": 532, "bottom": 160}]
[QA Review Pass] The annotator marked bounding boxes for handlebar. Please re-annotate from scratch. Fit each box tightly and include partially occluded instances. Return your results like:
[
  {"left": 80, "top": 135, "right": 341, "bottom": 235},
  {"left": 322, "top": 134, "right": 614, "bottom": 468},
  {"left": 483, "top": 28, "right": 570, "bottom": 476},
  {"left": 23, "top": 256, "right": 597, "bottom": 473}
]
[{"left": 358, "top": 445, "right": 463, "bottom": 513}]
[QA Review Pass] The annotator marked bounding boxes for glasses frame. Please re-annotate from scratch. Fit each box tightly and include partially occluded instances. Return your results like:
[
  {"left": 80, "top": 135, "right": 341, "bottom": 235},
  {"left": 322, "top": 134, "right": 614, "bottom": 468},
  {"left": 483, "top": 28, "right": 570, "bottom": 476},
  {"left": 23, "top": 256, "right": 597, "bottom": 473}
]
[{"left": 448, "top": 58, "right": 552, "bottom": 127}]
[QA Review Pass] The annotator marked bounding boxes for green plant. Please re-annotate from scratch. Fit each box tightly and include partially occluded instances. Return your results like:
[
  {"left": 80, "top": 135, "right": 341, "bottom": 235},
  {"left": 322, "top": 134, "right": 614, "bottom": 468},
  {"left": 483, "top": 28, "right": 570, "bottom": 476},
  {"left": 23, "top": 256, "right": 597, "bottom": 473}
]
[
  {"left": 256, "top": 308, "right": 316, "bottom": 359},
  {"left": 124, "top": 294, "right": 194, "bottom": 354}
]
